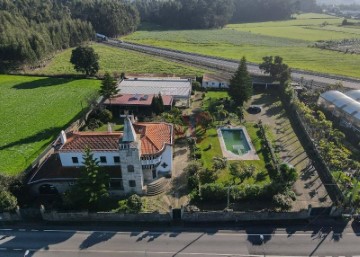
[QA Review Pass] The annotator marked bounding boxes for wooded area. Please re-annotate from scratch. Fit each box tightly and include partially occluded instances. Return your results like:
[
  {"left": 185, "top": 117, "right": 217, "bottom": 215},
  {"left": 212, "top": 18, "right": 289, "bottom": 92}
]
[
  {"left": 134, "top": 0, "right": 320, "bottom": 28},
  {"left": 0, "top": 0, "right": 139, "bottom": 70}
]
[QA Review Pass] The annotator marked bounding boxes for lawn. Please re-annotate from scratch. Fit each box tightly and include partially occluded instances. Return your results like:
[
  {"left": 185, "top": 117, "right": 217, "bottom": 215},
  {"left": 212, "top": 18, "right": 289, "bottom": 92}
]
[
  {"left": 196, "top": 91, "right": 269, "bottom": 186},
  {"left": 123, "top": 13, "right": 360, "bottom": 78},
  {"left": 28, "top": 43, "right": 208, "bottom": 76},
  {"left": 0, "top": 75, "right": 101, "bottom": 175}
]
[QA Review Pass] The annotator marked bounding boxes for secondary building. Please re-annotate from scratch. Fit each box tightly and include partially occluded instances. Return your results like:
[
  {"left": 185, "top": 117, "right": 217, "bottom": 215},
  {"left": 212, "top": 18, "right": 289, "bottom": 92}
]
[
  {"left": 202, "top": 73, "right": 230, "bottom": 89},
  {"left": 28, "top": 117, "right": 173, "bottom": 196},
  {"left": 104, "top": 93, "right": 173, "bottom": 115},
  {"left": 318, "top": 90, "right": 360, "bottom": 133},
  {"left": 117, "top": 77, "right": 192, "bottom": 107}
]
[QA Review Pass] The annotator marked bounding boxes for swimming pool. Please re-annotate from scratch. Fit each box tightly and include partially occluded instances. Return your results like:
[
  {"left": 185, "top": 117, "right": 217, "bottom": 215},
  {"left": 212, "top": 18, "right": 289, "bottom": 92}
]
[{"left": 220, "top": 128, "right": 251, "bottom": 156}]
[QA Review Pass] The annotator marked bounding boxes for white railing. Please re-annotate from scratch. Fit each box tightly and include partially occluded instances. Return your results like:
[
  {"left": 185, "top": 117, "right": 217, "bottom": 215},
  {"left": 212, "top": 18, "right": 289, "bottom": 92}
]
[{"left": 141, "top": 157, "right": 162, "bottom": 166}]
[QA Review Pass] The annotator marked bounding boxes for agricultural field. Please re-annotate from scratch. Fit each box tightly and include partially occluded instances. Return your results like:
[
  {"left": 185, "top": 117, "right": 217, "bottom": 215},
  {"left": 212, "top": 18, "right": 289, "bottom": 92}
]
[
  {"left": 123, "top": 13, "right": 360, "bottom": 78},
  {"left": 27, "top": 43, "right": 207, "bottom": 76},
  {"left": 0, "top": 75, "right": 100, "bottom": 175}
]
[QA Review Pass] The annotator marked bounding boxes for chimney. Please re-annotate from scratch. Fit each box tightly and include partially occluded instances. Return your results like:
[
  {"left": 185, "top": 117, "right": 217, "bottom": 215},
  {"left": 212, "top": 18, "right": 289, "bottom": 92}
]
[
  {"left": 107, "top": 123, "right": 113, "bottom": 133},
  {"left": 60, "top": 130, "right": 67, "bottom": 145}
]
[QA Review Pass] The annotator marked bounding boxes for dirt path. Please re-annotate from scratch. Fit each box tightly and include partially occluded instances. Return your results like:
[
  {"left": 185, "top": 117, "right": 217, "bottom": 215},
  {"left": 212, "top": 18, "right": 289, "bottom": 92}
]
[{"left": 245, "top": 92, "right": 332, "bottom": 210}]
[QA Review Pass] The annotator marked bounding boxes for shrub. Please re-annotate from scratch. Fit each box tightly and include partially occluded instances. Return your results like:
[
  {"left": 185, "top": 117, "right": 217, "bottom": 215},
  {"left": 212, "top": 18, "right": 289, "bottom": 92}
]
[
  {"left": 127, "top": 194, "right": 142, "bottom": 213},
  {"left": 273, "top": 193, "right": 293, "bottom": 211},
  {"left": 279, "top": 163, "right": 298, "bottom": 185},
  {"left": 256, "top": 170, "right": 267, "bottom": 181},
  {"left": 0, "top": 189, "right": 18, "bottom": 212},
  {"left": 87, "top": 118, "right": 103, "bottom": 130},
  {"left": 98, "top": 109, "right": 113, "bottom": 123},
  {"left": 201, "top": 183, "right": 227, "bottom": 202}
]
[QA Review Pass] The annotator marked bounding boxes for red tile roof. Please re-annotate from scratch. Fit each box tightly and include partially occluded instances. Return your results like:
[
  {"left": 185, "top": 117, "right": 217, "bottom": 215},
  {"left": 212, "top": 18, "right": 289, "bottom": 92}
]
[
  {"left": 60, "top": 124, "right": 172, "bottom": 155},
  {"left": 134, "top": 123, "right": 172, "bottom": 155},
  {"left": 104, "top": 94, "right": 173, "bottom": 106},
  {"left": 60, "top": 132, "right": 122, "bottom": 152}
]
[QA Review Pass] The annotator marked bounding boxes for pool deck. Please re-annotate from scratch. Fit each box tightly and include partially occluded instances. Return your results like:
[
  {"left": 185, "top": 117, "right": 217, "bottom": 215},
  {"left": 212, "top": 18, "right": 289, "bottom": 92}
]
[{"left": 217, "top": 126, "right": 260, "bottom": 161}]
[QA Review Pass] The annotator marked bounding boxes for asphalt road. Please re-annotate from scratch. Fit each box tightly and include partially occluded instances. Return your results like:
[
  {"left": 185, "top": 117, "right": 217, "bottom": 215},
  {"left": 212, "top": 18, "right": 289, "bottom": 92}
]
[
  {"left": 106, "top": 40, "right": 360, "bottom": 89},
  {"left": 1, "top": 222, "right": 360, "bottom": 257}
]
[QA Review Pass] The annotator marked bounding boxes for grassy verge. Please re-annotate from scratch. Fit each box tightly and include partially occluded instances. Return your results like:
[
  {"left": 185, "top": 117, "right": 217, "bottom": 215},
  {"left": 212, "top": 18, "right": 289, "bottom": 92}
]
[
  {"left": 27, "top": 43, "right": 208, "bottom": 76},
  {"left": 0, "top": 75, "right": 100, "bottom": 175}
]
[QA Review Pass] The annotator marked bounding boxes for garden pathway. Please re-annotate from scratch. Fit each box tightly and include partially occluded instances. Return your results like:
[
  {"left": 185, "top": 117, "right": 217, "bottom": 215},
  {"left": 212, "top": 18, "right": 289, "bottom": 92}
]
[{"left": 245, "top": 92, "right": 332, "bottom": 210}]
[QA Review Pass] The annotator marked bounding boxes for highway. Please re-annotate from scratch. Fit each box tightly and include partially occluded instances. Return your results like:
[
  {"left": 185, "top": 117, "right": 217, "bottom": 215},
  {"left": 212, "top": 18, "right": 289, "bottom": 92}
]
[
  {"left": 105, "top": 40, "right": 360, "bottom": 89},
  {"left": 1, "top": 222, "right": 360, "bottom": 257}
]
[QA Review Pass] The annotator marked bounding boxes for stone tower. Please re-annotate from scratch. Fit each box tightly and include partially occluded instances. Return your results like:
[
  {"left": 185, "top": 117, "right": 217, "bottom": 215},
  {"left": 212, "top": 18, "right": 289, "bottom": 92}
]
[{"left": 119, "top": 117, "right": 144, "bottom": 194}]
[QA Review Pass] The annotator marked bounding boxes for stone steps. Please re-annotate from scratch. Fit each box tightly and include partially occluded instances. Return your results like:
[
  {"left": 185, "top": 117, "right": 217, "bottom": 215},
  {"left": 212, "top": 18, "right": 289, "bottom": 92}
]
[{"left": 146, "top": 177, "right": 170, "bottom": 196}]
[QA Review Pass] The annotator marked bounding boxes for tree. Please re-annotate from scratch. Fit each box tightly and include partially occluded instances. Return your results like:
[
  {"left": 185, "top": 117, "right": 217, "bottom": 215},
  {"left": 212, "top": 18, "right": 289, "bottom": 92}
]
[
  {"left": 212, "top": 156, "right": 227, "bottom": 171},
  {"left": 151, "top": 93, "right": 165, "bottom": 115},
  {"left": 196, "top": 111, "right": 213, "bottom": 131},
  {"left": 100, "top": 72, "right": 119, "bottom": 102},
  {"left": 70, "top": 46, "right": 99, "bottom": 76},
  {"left": 259, "top": 56, "right": 291, "bottom": 85},
  {"left": 229, "top": 163, "right": 255, "bottom": 185},
  {"left": 0, "top": 188, "right": 18, "bottom": 212},
  {"left": 64, "top": 148, "right": 109, "bottom": 210},
  {"left": 236, "top": 106, "right": 244, "bottom": 123},
  {"left": 229, "top": 57, "right": 253, "bottom": 106}
]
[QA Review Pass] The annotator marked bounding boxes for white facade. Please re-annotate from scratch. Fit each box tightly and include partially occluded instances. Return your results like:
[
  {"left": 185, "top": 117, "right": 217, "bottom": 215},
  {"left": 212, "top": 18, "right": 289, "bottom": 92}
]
[
  {"left": 202, "top": 80, "right": 229, "bottom": 89},
  {"left": 59, "top": 151, "right": 121, "bottom": 167}
]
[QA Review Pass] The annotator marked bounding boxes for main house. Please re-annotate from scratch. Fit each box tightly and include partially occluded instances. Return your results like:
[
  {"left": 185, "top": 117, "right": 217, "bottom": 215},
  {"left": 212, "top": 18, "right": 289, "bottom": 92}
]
[{"left": 28, "top": 117, "right": 173, "bottom": 196}]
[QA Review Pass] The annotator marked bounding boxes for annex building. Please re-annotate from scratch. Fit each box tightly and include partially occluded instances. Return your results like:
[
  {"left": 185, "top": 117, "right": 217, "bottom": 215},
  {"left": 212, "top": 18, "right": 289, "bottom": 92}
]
[
  {"left": 116, "top": 77, "right": 192, "bottom": 107},
  {"left": 28, "top": 117, "right": 173, "bottom": 196}
]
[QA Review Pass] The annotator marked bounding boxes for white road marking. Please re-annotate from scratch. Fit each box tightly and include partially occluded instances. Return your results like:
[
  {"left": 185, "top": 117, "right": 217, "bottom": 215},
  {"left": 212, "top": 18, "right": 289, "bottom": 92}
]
[
  {"left": 19, "top": 229, "right": 26, "bottom": 232},
  {"left": 0, "top": 248, "right": 7, "bottom": 250},
  {"left": 31, "top": 229, "right": 38, "bottom": 232},
  {"left": 0, "top": 229, "right": 12, "bottom": 231},
  {"left": 13, "top": 248, "right": 23, "bottom": 251}
]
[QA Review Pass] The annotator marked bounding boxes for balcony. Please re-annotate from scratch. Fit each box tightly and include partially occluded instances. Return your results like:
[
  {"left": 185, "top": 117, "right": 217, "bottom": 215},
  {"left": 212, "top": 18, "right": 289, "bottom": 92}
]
[{"left": 141, "top": 156, "right": 162, "bottom": 166}]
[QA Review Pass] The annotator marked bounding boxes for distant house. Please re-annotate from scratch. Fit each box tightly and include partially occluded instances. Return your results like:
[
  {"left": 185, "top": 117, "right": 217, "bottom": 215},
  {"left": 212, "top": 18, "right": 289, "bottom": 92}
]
[
  {"left": 28, "top": 117, "right": 173, "bottom": 196},
  {"left": 104, "top": 94, "right": 173, "bottom": 115},
  {"left": 117, "top": 78, "right": 192, "bottom": 107},
  {"left": 202, "top": 73, "right": 230, "bottom": 89}
]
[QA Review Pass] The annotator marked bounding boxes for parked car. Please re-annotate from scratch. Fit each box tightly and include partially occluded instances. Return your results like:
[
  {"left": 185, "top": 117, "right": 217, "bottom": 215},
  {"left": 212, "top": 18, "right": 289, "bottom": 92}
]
[{"left": 248, "top": 105, "right": 262, "bottom": 114}]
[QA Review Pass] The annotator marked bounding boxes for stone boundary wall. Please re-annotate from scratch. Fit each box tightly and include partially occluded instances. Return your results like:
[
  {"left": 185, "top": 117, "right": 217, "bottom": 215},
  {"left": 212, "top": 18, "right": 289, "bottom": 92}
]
[
  {"left": 182, "top": 210, "right": 310, "bottom": 222},
  {"left": 41, "top": 210, "right": 172, "bottom": 222}
]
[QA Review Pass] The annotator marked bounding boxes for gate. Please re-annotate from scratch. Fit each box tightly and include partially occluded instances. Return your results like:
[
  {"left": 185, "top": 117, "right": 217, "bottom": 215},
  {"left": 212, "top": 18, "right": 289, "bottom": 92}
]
[{"left": 172, "top": 208, "right": 182, "bottom": 221}]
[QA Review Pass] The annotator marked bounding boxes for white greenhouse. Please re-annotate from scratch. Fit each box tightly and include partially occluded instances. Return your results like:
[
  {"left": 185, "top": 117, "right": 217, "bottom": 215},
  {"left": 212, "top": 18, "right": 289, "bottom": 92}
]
[{"left": 318, "top": 90, "right": 360, "bottom": 132}]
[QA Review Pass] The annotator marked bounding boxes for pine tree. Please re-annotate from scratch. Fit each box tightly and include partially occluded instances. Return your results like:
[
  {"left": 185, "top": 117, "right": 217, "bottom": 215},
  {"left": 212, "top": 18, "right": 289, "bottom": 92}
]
[
  {"left": 99, "top": 72, "right": 119, "bottom": 103},
  {"left": 63, "top": 148, "right": 109, "bottom": 210},
  {"left": 229, "top": 56, "right": 252, "bottom": 106}
]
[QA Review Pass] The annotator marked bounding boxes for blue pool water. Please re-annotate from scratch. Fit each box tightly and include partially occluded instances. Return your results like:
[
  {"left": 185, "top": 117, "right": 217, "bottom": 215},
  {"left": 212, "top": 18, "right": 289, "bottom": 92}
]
[{"left": 220, "top": 128, "right": 251, "bottom": 155}]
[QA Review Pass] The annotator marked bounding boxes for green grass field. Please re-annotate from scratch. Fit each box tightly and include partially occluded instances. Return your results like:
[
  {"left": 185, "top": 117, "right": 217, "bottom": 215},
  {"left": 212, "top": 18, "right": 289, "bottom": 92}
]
[
  {"left": 0, "top": 75, "right": 100, "bottom": 175},
  {"left": 123, "top": 13, "right": 360, "bottom": 78},
  {"left": 28, "top": 43, "right": 207, "bottom": 76}
]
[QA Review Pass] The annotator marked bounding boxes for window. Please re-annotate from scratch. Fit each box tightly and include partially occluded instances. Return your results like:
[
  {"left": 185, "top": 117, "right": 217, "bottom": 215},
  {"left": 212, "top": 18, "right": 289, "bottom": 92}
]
[
  {"left": 100, "top": 156, "right": 107, "bottom": 163},
  {"left": 113, "top": 156, "right": 120, "bottom": 163},
  {"left": 129, "top": 180, "right": 136, "bottom": 188},
  {"left": 127, "top": 165, "right": 134, "bottom": 173},
  {"left": 110, "top": 180, "right": 123, "bottom": 190},
  {"left": 72, "top": 157, "right": 78, "bottom": 164}
]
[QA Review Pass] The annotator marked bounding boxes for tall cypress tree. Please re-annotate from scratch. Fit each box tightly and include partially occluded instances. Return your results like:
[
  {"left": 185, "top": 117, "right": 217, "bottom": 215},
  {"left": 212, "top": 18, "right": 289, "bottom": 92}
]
[
  {"left": 99, "top": 72, "right": 120, "bottom": 103},
  {"left": 229, "top": 56, "right": 253, "bottom": 106}
]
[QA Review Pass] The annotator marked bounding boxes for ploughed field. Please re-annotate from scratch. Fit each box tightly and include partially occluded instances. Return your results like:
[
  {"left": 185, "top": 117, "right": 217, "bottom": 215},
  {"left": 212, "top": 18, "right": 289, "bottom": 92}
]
[
  {"left": 28, "top": 43, "right": 207, "bottom": 76},
  {"left": 0, "top": 75, "right": 100, "bottom": 175},
  {"left": 123, "top": 13, "right": 360, "bottom": 78}
]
